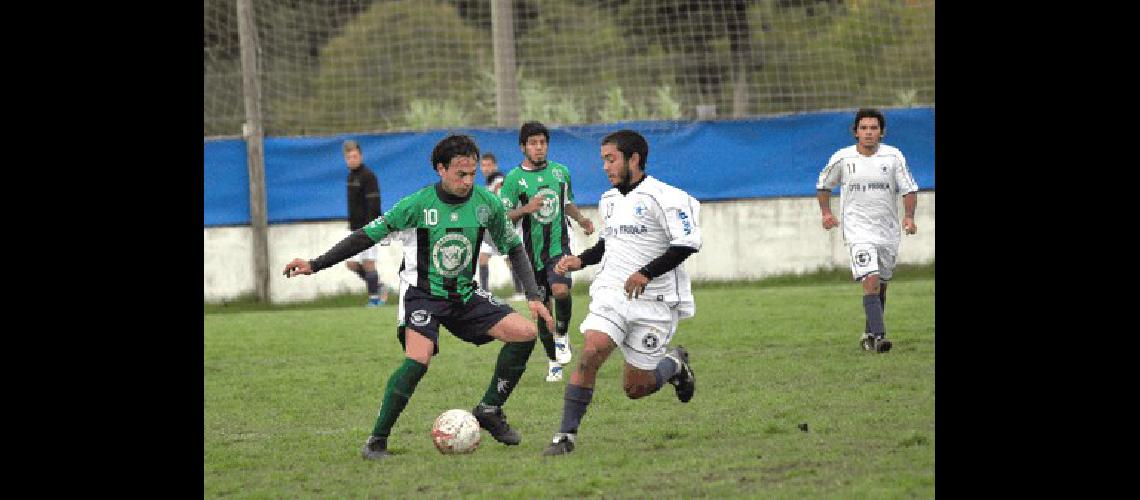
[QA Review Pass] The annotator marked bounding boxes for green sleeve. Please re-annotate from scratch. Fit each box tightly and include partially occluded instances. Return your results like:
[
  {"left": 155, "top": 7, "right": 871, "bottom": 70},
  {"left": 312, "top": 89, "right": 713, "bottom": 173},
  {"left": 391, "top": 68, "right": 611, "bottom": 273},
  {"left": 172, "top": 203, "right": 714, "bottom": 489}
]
[
  {"left": 362, "top": 192, "right": 418, "bottom": 241},
  {"left": 499, "top": 171, "right": 518, "bottom": 210},
  {"left": 488, "top": 193, "right": 522, "bottom": 254}
]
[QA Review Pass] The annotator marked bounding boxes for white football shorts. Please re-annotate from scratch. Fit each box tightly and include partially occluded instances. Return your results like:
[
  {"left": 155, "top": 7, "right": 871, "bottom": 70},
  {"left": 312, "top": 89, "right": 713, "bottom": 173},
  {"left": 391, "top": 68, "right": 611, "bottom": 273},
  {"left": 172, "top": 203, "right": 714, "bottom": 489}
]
[
  {"left": 579, "top": 288, "right": 680, "bottom": 370},
  {"left": 848, "top": 242, "right": 898, "bottom": 282}
]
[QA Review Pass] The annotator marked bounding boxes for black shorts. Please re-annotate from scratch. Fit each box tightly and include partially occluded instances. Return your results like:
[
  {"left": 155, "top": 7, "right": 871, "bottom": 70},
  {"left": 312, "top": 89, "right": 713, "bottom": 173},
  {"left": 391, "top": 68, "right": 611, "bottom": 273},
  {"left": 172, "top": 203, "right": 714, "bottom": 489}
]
[
  {"left": 399, "top": 285, "right": 516, "bottom": 352},
  {"left": 537, "top": 255, "right": 572, "bottom": 298}
]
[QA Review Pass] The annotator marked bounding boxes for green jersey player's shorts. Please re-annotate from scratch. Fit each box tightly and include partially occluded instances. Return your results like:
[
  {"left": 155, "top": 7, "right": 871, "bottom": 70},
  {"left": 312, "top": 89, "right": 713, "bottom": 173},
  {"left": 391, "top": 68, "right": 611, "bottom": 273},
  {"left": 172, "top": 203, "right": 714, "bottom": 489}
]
[
  {"left": 536, "top": 255, "right": 572, "bottom": 298},
  {"left": 398, "top": 285, "right": 516, "bottom": 352}
]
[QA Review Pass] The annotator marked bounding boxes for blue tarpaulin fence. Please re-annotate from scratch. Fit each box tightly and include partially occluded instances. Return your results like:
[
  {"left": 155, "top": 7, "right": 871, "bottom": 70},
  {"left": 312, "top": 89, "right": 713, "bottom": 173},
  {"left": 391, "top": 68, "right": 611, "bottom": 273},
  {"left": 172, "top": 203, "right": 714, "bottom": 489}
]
[{"left": 204, "top": 107, "right": 933, "bottom": 227}]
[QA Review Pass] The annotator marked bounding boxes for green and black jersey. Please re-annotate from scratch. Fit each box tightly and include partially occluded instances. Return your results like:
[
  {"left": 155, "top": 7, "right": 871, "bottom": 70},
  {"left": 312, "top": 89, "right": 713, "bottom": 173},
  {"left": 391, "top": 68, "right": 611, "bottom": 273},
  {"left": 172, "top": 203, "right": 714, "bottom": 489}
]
[
  {"left": 362, "top": 183, "right": 521, "bottom": 302},
  {"left": 499, "top": 160, "right": 576, "bottom": 270}
]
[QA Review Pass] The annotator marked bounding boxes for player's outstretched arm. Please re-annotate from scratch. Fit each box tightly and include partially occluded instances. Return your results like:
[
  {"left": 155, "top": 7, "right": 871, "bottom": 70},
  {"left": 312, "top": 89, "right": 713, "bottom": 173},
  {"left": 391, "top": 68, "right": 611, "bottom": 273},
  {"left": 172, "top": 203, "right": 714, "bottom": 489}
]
[
  {"left": 555, "top": 238, "right": 605, "bottom": 276},
  {"left": 565, "top": 203, "right": 594, "bottom": 235},
  {"left": 283, "top": 229, "right": 377, "bottom": 278},
  {"left": 507, "top": 244, "right": 556, "bottom": 332},
  {"left": 554, "top": 255, "right": 582, "bottom": 275},
  {"left": 626, "top": 246, "right": 697, "bottom": 298},
  {"left": 283, "top": 258, "right": 313, "bottom": 277}
]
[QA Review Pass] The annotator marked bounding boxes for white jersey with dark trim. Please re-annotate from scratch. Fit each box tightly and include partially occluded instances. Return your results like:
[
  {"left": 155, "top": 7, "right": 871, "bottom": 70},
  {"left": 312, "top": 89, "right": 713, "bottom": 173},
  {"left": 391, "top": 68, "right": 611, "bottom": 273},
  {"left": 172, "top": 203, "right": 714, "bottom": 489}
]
[
  {"left": 593, "top": 176, "right": 701, "bottom": 317},
  {"left": 816, "top": 144, "right": 919, "bottom": 246}
]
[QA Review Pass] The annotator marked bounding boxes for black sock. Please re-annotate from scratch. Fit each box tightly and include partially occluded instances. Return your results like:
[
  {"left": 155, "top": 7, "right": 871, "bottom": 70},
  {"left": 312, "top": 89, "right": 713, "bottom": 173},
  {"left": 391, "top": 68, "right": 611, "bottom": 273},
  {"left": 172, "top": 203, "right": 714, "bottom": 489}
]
[
  {"left": 511, "top": 271, "right": 524, "bottom": 295},
  {"left": 653, "top": 355, "right": 680, "bottom": 392},
  {"left": 480, "top": 340, "right": 536, "bottom": 407},
  {"left": 479, "top": 264, "right": 490, "bottom": 291},
  {"left": 863, "top": 295, "right": 885, "bottom": 337},
  {"left": 554, "top": 295, "right": 572, "bottom": 335},
  {"left": 364, "top": 270, "right": 379, "bottom": 295},
  {"left": 558, "top": 383, "right": 593, "bottom": 434},
  {"left": 537, "top": 312, "right": 557, "bottom": 361}
]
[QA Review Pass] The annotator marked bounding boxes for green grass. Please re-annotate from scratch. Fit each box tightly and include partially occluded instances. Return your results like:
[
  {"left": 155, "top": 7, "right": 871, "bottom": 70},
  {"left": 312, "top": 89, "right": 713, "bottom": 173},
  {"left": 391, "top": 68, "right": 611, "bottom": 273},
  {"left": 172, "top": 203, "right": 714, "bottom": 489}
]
[{"left": 204, "top": 271, "right": 934, "bottom": 497}]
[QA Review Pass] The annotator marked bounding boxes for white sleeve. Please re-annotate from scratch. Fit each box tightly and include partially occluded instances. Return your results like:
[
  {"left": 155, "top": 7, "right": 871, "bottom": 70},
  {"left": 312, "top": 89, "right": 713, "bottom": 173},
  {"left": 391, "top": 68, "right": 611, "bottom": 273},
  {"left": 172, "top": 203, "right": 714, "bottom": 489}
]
[
  {"left": 894, "top": 151, "right": 919, "bottom": 195},
  {"left": 816, "top": 151, "right": 844, "bottom": 190},
  {"left": 662, "top": 193, "right": 701, "bottom": 250}
]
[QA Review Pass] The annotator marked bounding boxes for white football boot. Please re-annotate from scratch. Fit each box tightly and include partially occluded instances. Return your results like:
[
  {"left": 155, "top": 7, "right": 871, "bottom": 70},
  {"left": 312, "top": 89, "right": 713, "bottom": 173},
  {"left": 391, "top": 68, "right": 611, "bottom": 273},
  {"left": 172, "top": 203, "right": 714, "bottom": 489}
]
[
  {"left": 545, "top": 360, "right": 564, "bottom": 382},
  {"left": 552, "top": 333, "right": 572, "bottom": 364}
]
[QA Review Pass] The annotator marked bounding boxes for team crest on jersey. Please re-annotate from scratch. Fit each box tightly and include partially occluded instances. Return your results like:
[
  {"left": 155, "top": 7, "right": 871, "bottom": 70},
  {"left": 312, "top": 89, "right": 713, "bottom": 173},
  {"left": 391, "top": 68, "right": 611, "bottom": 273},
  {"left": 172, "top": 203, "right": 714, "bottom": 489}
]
[
  {"left": 553, "top": 170, "right": 564, "bottom": 182},
  {"left": 642, "top": 332, "right": 659, "bottom": 349},
  {"left": 881, "top": 164, "right": 889, "bottom": 175},
  {"left": 476, "top": 205, "right": 491, "bottom": 225},
  {"left": 855, "top": 250, "right": 872, "bottom": 267},
  {"left": 605, "top": 202, "right": 614, "bottom": 219},
  {"left": 410, "top": 310, "right": 432, "bottom": 327},
  {"left": 533, "top": 187, "right": 560, "bottom": 224},
  {"left": 432, "top": 233, "right": 473, "bottom": 278},
  {"left": 518, "top": 178, "right": 528, "bottom": 189},
  {"left": 450, "top": 212, "right": 459, "bottom": 222}
]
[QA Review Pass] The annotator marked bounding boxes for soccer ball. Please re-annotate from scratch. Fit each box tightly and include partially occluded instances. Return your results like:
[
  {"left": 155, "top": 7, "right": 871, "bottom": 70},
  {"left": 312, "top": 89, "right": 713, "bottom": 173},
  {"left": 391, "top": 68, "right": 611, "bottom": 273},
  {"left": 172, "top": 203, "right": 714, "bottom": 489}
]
[{"left": 431, "top": 409, "right": 481, "bottom": 454}]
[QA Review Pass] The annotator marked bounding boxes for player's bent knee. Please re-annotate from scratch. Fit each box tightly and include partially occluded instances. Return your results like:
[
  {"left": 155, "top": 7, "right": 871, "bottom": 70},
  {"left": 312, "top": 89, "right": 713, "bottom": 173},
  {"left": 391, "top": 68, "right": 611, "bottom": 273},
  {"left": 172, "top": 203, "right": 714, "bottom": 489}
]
[{"left": 491, "top": 314, "right": 537, "bottom": 342}]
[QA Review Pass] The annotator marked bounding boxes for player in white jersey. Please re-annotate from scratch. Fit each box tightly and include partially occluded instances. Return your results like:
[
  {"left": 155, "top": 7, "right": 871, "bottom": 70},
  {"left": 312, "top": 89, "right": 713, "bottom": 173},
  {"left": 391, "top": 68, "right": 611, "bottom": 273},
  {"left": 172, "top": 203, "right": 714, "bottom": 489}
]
[
  {"left": 542, "top": 130, "right": 699, "bottom": 456},
  {"left": 816, "top": 108, "right": 919, "bottom": 353}
]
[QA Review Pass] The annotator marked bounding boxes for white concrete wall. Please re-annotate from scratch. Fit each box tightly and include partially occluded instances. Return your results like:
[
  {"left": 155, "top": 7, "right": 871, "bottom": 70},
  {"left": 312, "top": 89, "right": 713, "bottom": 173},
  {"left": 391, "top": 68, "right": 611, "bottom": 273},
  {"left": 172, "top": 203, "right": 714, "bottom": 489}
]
[{"left": 204, "top": 192, "right": 934, "bottom": 304}]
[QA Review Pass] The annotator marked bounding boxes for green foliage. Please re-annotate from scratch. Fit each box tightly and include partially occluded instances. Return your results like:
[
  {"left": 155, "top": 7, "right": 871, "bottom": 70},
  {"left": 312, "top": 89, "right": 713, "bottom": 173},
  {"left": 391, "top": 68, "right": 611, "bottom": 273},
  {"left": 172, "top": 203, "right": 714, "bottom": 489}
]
[
  {"left": 655, "top": 84, "right": 683, "bottom": 120},
  {"left": 295, "top": 0, "right": 491, "bottom": 134},
  {"left": 205, "top": 278, "right": 935, "bottom": 496},
  {"left": 517, "top": 71, "right": 585, "bottom": 125},
  {"left": 403, "top": 99, "right": 472, "bottom": 130},
  {"left": 748, "top": 0, "right": 935, "bottom": 113},
  {"left": 597, "top": 85, "right": 637, "bottom": 123},
  {"left": 204, "top": 0, "right": 935, "bottom": 136}
]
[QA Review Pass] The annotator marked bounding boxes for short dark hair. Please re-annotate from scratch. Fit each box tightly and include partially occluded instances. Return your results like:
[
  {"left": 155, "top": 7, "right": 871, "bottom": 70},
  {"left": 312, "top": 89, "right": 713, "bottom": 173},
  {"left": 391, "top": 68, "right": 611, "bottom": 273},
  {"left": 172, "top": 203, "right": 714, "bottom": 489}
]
[
  {"left": 481, "top": 152, "right": 497, "bottom": 163},
  {"left": 601, "top": 130, "right": 649, "bottom": 171},
  {"left": 519, "top": 121, "right": 549, "bottom": 145},
  {"left": 431, "top": 134, "right": 480, "bottom": 171},
  {"left": 852, "top": 108, "right": 886, "bottom": 132},
  {"left": 342, "top": 139, "right": 361, "bottom": 153}
]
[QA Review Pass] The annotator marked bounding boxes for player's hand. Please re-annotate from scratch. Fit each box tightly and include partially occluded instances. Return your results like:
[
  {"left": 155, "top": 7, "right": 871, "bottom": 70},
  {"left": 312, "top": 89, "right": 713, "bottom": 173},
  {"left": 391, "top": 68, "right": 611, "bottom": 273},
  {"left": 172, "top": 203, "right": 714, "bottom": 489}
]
[
  {"left": 283, "top": 258, "right": 313, "bottom": 278},
  {"left": 821, "top": 214, "right": 839, "bottom": 230},
  {"left": 554, "top": 255, "right": 582, "bottom": 275},
  {"left": 523, "top": 196, "right": 545, "bottom": 214},
  {"left": 528, "top": 300, "right": 556, "bottom": 333},
  {"left": 903, "top": 217, "right": 917, "bottom": 235},
  {"left": 578, "top": 218, "right": 595, "bottom": 235},
  {"left": 625, "top": 272, "right": 649, "bottom": 299}
]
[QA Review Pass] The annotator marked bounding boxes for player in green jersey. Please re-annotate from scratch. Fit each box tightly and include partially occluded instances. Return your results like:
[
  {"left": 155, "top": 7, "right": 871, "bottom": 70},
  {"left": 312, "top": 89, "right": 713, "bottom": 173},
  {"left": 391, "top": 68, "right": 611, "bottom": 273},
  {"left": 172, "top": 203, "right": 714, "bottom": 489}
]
[
  {"left": 283, "top": 134, "right": 555, "bottom": 460},
  {"left": 499, "top": 122, "right": 595, "bottom": 382}
]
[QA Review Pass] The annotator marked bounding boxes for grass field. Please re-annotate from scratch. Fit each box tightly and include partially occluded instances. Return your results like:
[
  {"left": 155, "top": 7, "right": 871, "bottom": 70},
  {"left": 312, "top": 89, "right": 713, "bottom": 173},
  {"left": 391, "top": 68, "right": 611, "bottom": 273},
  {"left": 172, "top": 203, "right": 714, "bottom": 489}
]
[{"left": 204, "top": 265, "right": 934, "bottom": 497}]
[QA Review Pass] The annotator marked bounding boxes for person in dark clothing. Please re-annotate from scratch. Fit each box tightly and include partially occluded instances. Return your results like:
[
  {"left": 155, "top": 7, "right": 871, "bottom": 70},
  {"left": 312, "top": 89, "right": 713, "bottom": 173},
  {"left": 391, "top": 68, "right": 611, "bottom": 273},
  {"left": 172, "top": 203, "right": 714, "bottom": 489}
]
[{"left": 343, "top": 139, "right": 389, "bottom": 306}]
